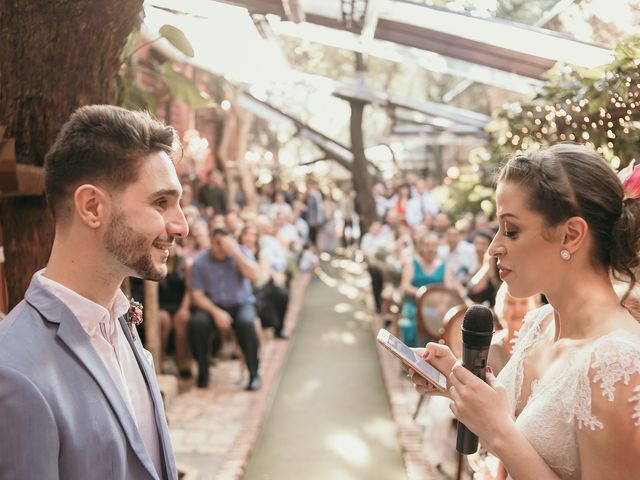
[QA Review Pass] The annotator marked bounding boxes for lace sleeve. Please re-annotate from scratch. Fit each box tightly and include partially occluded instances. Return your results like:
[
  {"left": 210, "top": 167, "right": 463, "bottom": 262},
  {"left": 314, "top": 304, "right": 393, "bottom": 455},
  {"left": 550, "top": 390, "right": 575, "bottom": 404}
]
[{"left": 575, "top": 332, "right": 640, "bottom": 430}]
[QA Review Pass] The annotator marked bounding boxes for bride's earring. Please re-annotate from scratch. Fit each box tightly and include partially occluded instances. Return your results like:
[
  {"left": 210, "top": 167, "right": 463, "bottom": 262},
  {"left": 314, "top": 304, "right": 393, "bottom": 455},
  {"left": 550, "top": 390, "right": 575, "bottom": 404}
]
[{"left": 560, "top": 249, "right": 571, "bottom": 261}]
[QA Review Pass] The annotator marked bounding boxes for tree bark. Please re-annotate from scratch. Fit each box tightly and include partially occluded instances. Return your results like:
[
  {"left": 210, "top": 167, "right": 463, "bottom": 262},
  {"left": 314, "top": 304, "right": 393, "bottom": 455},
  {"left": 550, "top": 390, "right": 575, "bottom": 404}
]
[
  {"left": 0, "top": 0, "right": 143, "bottom": 309},
  {"left": 349, "top": 99, "right": 377, "bottom": 233}
]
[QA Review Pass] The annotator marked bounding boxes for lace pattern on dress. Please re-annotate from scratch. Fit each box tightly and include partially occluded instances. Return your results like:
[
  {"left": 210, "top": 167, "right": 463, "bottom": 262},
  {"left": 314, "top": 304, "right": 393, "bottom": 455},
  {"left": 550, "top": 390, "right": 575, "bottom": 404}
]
[
  {"left": 575, "top": 333, "right": 640, "bottom": 429},
  {"left": 510, "top": 305, "right": 553, "bottom": 408}
]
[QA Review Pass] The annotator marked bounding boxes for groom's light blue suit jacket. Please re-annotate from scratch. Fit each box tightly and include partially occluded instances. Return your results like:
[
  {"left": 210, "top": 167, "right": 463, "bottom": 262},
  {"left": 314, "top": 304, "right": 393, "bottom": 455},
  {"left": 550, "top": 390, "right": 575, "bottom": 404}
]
[{"left": 0, "top": 274, "right": 177, "bottom": 479}]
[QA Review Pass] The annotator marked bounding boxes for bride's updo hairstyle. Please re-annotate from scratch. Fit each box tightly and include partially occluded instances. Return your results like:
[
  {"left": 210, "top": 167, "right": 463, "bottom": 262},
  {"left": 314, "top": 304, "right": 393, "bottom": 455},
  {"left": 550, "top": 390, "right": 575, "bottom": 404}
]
[{"left": 497, "top": 143, "right": 640, "bottom": 301}]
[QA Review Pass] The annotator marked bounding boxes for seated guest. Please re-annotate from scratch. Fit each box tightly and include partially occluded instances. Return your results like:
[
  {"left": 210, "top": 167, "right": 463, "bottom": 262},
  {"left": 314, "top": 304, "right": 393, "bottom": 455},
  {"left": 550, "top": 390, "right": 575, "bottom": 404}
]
[
  {"left": 255, "top": 215, "right": 289, "bottom": 286},
  {"left": 400, "top": 232, "right": 458, "bottom": 347},
  {"left": 158, "top": 245, "right": 191, "bottom": 378},
  {"left": 466, "top": 229, "right": 501, "bottom": 306},
  {"left": 225, "top": 208, "right": 244, "bottom": 236},
  {"left": 275, "top": 211, "right": 302, "bottom": 254},
  {"left": 239, "top": 225, "right": 289, "bottom": 339},
  {"left": 437, "top": 225, "right": 477, "bottom": 285},
  {"left": 268, "top": 191, "right": 293, "bottom": 220},
  {"left": 182, "top": 218, "right": 210, "bottom": 262},
  {"left": 488, "top": 283, "right": 541, "bottom": 374},
  {"left": 188, "top": 227, "right": 261, "bottom": 390}
]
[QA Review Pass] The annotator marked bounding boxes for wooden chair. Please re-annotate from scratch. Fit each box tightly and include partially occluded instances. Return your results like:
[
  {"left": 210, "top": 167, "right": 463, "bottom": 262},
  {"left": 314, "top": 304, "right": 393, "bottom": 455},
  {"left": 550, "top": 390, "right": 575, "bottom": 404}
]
[
  {"left": 441, "top": 304, "right": 468, "bottom": 359},
  {"left": 415, "top": 284, "right": 466, "bottom": 344},
  {"left": 413, "top": 286, "right": 465, "bottom": 420}
]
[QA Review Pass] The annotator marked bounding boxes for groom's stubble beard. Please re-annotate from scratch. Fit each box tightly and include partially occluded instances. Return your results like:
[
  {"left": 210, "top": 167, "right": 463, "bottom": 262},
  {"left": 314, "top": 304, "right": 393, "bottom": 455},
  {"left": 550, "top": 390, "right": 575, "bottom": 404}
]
[{"left": 104, "top": 209, "right": 168, "bottom": 281}]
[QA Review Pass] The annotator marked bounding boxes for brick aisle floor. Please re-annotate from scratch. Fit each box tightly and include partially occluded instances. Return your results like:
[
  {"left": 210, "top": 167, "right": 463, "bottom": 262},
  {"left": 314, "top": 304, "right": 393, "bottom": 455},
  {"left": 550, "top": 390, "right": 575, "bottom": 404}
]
[{"left": 166, "top": 273, "right": 311, "bottom": 480}]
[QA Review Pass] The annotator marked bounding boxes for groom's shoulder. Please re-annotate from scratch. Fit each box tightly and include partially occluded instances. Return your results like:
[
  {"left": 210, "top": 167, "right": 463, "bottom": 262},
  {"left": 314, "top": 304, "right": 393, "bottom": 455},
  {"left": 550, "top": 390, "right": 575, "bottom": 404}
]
[{"left": 0, "top": 300, "right": 48, "bottom": 365}]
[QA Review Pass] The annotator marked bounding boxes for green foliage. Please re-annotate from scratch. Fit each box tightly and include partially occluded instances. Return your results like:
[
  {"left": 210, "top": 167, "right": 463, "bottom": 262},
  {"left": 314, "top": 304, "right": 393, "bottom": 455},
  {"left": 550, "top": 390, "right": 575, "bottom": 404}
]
[
  {"left": 116, "top": 75, "right": 158, "bottom": 114},
  {"left": 443, "top": 34, "right": 640, "bottom": 219},
  {"left": 161, "top": 62, "right": 215, "bottom": 109},
  {"left": 117, "top": 24, "right": 215, "bottom": 113},
  {"left": 159, "top": 25, "right": 195, "bottom": 58},
  {"left": 478, "top": 34, "right": 640, "bottom": 173}
]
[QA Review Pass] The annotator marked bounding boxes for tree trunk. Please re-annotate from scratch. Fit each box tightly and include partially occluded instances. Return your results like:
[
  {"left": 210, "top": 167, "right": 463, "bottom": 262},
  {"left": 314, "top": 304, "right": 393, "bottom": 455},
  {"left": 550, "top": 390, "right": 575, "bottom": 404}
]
[
  {"left": 0, "top": 0, "right": 143, "bottom": 309},
  {"left": 349, "top": 99, "right": 377, "bottom": 233}
]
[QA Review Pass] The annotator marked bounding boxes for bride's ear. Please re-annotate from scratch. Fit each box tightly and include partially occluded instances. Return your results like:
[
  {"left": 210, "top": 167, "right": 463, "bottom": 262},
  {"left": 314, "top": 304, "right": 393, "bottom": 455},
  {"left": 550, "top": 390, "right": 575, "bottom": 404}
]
[
  {"left": 561, "top": 216, "right": 588, "bottom": 255},
  {"left": 73, "top": 184, "right": 109, "bottom": 229}
]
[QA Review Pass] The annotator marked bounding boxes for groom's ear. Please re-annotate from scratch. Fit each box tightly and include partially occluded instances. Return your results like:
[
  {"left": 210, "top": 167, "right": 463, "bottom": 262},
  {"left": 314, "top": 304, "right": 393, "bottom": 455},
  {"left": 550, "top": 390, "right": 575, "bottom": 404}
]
[{"left": 73, "top": 184, "right": 110, "bottom": 229}]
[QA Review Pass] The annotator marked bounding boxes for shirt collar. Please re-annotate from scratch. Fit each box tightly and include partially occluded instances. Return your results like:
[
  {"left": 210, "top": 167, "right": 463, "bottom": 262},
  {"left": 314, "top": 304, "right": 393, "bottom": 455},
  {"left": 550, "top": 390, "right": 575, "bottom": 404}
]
[{"left": 37, "top": 270, "right": 129, "bottom": 337}]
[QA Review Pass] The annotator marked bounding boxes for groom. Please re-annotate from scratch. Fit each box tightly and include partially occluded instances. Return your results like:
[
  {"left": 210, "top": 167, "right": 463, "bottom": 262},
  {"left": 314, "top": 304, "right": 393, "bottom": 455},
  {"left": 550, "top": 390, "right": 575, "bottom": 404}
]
[{"left": 0, "top": 105, "right": 188, "bottom": 479}]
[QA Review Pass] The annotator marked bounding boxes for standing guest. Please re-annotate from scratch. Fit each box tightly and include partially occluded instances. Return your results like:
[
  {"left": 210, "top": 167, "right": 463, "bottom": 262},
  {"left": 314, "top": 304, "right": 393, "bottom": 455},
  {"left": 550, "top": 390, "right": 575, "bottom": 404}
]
[
  {"left": 410, "top": 144, "right": 640, "bottom": 479},
  {"left": 0, "top": 105, "right": 186, "bottom": 479},
  {"left": 268, "top": 191, "right": 293, "bottom": 220},
  {"left": 188, "top": 228, "right": 261, "bottom": 390},
  {"left": 361, "top": 221, "right": 395, "bottom": 314},
  {"left": 373, "top": 181, "right": 390, "bottom": 221},
  {"left": 198, "top": 170, "right": 228, "bottom": 216},
  {"left": 306, "top": 178, "right": 325, "bottom": 245}
]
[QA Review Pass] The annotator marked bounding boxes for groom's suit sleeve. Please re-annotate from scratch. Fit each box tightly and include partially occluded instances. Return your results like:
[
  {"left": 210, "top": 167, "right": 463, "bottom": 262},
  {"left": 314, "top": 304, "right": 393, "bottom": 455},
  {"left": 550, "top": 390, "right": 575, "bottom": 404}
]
[{"left": 0, "top": 366, "right": 60, "bottom": 479}]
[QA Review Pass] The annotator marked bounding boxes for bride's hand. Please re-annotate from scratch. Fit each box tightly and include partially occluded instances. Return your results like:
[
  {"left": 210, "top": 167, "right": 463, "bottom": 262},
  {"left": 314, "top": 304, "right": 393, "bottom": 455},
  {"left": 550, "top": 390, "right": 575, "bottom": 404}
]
[
  {"left": 448, "top": 363, "right": 512, "bottom": 449},
  {"left": 408, "top": 343, "right": 457, "bottom": 397}
]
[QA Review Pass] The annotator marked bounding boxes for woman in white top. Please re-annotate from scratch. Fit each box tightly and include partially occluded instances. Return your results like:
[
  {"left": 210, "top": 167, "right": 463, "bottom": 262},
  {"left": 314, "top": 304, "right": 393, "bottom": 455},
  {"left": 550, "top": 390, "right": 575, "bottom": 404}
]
[{"left": 410, "top": 144, "right": 640, "bottom": 479}]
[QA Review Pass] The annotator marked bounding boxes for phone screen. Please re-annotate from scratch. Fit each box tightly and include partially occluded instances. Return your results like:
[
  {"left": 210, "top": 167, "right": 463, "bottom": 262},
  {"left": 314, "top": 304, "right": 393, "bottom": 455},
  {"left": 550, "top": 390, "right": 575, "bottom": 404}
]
[{"left": 377, "top": 329, "right": 447, "bottom": 390}]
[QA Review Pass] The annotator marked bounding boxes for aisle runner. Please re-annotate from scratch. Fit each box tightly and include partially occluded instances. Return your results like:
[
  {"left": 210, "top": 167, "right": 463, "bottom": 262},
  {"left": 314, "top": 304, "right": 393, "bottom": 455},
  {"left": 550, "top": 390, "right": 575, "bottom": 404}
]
[{"left": 242, "top": 258, "right": 407, "bottom": 480}]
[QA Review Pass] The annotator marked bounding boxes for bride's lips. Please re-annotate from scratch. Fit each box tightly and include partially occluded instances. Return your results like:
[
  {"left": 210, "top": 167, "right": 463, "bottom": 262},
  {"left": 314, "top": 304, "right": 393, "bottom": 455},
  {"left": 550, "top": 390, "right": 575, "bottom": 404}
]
[{"left": 498, "top": 265, "right": 512, "bottom": 279}]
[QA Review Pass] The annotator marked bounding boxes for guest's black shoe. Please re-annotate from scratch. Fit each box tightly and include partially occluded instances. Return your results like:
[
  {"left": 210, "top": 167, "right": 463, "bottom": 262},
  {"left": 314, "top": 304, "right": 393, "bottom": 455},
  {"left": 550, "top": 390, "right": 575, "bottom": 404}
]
[
  {"left": 275, "top": 332, "right": 289, "bottom": 340},
  {"left": 246, "top": 375, "right": 262, "bottom": 391},
  {"left": 197, "top": 373, "right": 209, "bottom": 389},
  {"left": 179, "top": 369, "right": 193, "bottom": 379}
]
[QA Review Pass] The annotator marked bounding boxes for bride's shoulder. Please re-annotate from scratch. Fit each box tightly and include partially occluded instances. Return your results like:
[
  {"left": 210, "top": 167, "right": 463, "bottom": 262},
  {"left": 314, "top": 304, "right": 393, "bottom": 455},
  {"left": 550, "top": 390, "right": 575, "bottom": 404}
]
[{"left": 576, "top": 329, "right": 640, "bottom": 430}]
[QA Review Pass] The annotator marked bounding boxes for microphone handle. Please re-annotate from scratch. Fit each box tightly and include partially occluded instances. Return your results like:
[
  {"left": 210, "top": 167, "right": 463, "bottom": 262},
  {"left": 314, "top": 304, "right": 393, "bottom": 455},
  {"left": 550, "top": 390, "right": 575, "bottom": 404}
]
[{"left": 456, "top": 345, "right": 490, "bottom": 454}]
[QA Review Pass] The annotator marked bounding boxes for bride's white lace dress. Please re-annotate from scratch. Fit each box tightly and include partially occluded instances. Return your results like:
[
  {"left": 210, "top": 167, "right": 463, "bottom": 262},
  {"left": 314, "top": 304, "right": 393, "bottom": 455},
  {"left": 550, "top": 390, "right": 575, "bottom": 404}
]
[{"left": 497, "top": 304, "right": 640, "bottom": 479}]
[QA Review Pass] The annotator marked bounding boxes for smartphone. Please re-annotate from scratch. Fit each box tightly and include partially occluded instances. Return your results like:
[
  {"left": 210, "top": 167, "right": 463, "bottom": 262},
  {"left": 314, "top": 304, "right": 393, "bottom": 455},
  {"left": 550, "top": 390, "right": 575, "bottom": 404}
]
[{"left": 377, "top": 328, "right": 448, "bottom": 391}]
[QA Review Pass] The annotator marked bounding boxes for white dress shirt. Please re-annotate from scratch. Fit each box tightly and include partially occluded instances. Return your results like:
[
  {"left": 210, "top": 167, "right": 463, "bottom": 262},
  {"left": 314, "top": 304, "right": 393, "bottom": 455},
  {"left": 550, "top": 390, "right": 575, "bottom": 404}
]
[{"left": 38, "top": 271, "right": 162, "bottom": 477}]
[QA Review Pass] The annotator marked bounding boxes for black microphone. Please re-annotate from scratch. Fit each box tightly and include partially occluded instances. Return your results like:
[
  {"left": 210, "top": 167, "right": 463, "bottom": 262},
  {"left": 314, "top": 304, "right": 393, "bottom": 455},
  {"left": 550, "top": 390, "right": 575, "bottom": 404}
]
[{"left": 456, "top": 304, "right": 494, "bottom": 455}]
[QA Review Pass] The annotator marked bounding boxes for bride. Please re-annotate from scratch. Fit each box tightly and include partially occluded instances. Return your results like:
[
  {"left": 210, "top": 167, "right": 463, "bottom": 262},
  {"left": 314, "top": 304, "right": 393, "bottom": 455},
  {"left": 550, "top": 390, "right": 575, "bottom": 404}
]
[{"left": 410, "top": 144, "right": 640, "bottom": 479}]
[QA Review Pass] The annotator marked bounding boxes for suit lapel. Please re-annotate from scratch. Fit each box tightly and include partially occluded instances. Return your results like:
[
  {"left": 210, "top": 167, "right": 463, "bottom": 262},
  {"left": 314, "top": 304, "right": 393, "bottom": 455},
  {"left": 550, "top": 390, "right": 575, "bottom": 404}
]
[
  {"left": 24, "top": 276, "right": 159, "bottom": 480},
  {"left": 118, "top": 316, "right": 177, "bottom": 480}
]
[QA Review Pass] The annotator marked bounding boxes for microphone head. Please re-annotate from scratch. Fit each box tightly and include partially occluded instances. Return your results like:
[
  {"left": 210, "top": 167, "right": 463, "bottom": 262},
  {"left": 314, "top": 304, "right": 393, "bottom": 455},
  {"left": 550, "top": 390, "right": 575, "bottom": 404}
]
[
  {"left": 462, "top": 304, "right": 494, "bottom": 333},
  {"left": 462, "top": 304, "right": 494, "bottom": 347}
]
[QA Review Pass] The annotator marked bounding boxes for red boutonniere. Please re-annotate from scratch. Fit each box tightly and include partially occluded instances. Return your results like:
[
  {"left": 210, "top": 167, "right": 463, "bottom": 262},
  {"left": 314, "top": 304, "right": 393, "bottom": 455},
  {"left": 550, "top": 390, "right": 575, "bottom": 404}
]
[{"left": 125, "top": 298, "right": 144, "bottom": 340}]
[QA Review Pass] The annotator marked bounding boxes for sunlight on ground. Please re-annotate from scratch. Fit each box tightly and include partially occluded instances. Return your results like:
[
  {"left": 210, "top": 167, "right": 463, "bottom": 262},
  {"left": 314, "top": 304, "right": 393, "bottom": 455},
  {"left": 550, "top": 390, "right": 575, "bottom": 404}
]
[
  {"left": 283, "top": 378, "right": 322, "bottom": 402},
  {"left": 324, "top": 431, "right": 371, "bottom": 467},
  {"left": 334, "top": 303, "right": 353, "bottom": 313},
  {"left": 321, "top": 330, "right": 357, "bottom": 345},
  {"left": 337, "top": 284, "right": 360, "bottom": 299},
  {"left": 362, "top": 418, "right": 399, "bottom": 449},
  {"left": 353, "top": 311, "right": 370, "bottom": 322},
  {"left": 318, "top": 270, "right": 339, "bottom": 287}
]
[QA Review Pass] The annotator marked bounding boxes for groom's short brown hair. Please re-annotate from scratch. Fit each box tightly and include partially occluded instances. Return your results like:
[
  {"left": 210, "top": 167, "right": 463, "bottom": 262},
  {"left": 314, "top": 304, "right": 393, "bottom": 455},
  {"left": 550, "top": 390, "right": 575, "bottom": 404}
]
[{"left": 44, "top": 105, "right": 178, "bottom": 221}]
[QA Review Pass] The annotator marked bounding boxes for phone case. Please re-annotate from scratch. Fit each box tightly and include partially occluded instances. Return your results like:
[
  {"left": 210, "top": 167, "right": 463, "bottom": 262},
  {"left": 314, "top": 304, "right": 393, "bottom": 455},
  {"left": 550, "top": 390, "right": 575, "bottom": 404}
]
[{"left": 377, "top": 328, "right": 447, "bottom": 391}]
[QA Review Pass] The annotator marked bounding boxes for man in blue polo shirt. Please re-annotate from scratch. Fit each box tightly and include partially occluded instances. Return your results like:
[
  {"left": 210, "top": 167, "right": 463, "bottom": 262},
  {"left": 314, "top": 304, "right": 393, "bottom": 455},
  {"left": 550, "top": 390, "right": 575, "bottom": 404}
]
[{"left": 188, "top": 227, "right": 261, "bottom": 390}]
